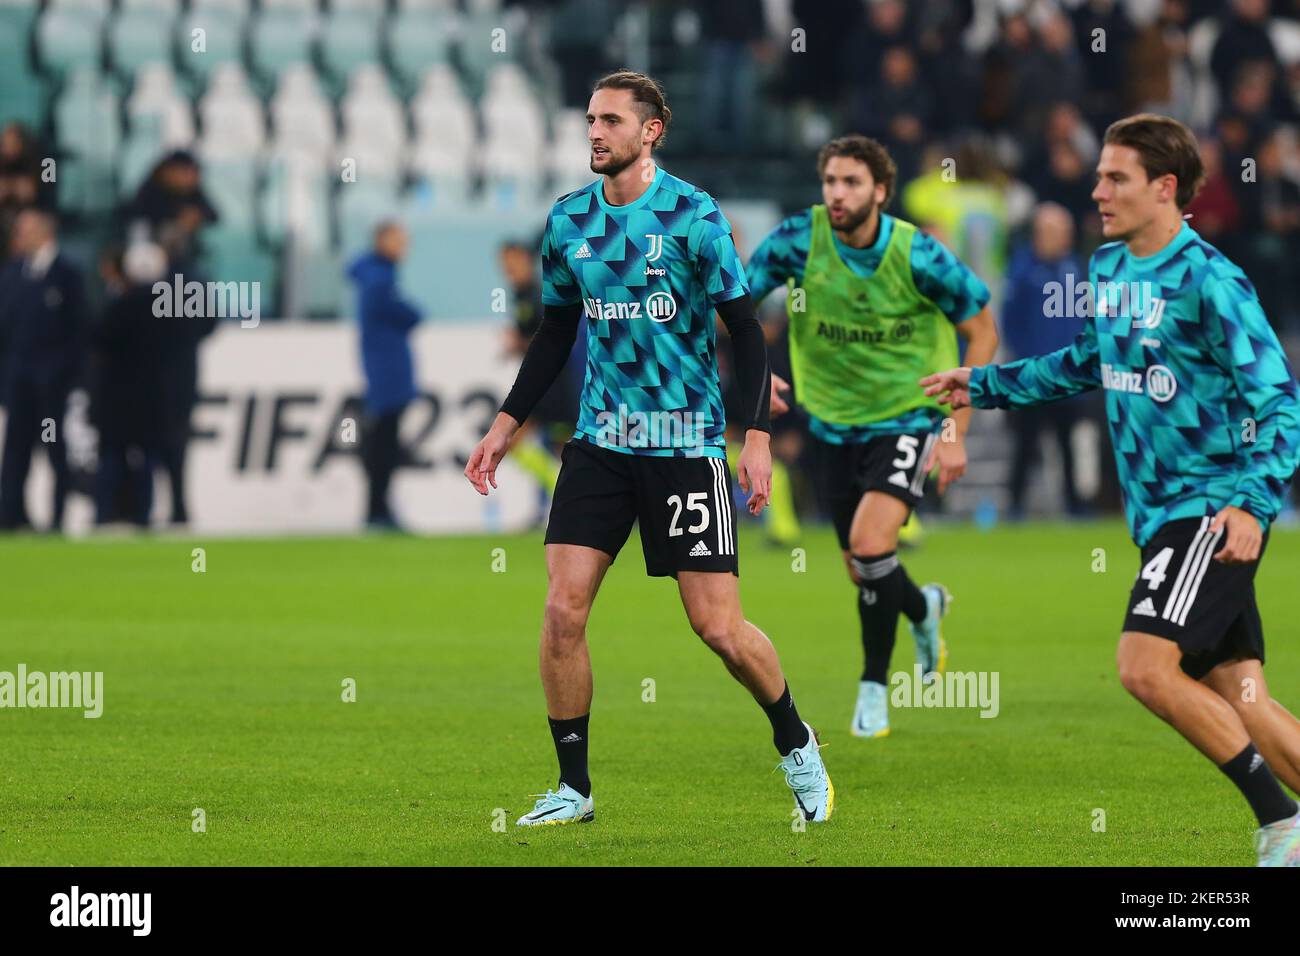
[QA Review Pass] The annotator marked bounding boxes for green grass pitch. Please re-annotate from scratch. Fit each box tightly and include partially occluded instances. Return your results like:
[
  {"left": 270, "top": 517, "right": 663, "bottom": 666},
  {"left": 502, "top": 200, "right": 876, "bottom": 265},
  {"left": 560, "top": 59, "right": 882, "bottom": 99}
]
[{"left": 1, "top": 521, "right": 1295, "bottom": 866}]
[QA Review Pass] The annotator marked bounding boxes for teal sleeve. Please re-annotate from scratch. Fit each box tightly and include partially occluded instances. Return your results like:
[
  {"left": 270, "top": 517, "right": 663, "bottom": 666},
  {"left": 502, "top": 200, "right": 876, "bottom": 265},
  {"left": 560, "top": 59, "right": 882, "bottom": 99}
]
[
  {"left": 689, "top": 201, "right": 749, "bottom": 305},
  {"left": 745, "top": 210, "right": 811, "bottom": 304},
  {"left": 969, "top": 321, "right": 1101, "bottom": 409},
  {"left": 910, "top": 231, "right": 991, "bottom": 324},
  {"left": 1203, "top": 272, "right": 1300, "bottom": 525},
  {"left": 541, "top": 210, "right": 581, "bottom": 306}
]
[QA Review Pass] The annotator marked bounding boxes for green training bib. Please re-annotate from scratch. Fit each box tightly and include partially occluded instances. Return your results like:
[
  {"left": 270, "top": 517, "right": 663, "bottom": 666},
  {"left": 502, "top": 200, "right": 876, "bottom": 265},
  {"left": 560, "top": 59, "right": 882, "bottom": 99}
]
[{"left": 787, "top": 206, "right": 958, "bottom": 425}]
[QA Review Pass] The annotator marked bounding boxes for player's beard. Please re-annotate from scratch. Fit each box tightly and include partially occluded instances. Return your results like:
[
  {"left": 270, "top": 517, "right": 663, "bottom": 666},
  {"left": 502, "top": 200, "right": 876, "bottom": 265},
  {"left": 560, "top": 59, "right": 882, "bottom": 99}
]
[
  {"left": 590, "top": 140, "right": 640, "bottom": 177},
  {"left": 829, "top": 197, "right": 876, "bottom": 235}
]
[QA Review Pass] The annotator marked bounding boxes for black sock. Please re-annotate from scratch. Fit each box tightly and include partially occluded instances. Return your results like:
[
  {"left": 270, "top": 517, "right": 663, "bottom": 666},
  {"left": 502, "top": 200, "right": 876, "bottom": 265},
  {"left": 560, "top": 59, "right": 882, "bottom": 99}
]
[
  {"left": 899, "top": 564, "right": 927, "bottom": 624},
  {"left": 1218, "top": 743, "right": 1298, "bottom": 827},
  {"left": 852, "top": 552, "right": 908, "bottom": 684},
  {"left": 761, "top": 682, "right": 810, "bottom": 756},
  {"left": 548, "top": 714, "right": 591, "bottom": 798}
]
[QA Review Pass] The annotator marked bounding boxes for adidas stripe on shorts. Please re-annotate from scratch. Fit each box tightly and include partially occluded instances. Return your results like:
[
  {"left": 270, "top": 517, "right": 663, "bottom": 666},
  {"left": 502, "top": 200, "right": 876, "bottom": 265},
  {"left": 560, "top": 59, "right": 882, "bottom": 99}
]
[
  {"left": 1122, "top": 516, "right": 1268, "bottom": 680},
  {"left": 544, "top": 437, "right": 739, "bottom": 578}
]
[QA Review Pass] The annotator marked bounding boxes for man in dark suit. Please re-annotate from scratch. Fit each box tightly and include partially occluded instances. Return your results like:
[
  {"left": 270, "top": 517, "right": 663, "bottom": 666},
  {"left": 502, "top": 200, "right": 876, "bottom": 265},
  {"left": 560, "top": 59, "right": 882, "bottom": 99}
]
[{"left": 0, "top": 208, "right": 86, "bottom": 531}]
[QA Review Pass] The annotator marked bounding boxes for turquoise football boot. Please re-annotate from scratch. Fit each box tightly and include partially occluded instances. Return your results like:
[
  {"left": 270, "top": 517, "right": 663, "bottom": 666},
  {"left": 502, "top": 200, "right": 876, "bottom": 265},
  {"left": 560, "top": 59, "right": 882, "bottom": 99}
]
[
  {"left": 779, "top": 722, "right": 834, "bottom": 823},
  {"left": 851, "top": 680, "right": 890, "bottom": 738},
  {"left": 910, "top": 583, "right": 951, "bottom": 683},
  {"left": 516, "top": 783, "right": 594, "bottom": 827},
  {"left": 1256, "top": 811, "right": 1300, "bottom": 866}
]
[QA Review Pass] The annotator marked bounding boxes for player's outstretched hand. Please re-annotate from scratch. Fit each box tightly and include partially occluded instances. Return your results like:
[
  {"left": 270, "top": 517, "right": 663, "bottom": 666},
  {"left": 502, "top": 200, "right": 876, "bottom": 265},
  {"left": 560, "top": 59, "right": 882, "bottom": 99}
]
[
  {"left": 736, "top": 430, "right": 772, "bottom": 516},
  {"left": 770, "top": 373, "right": 791, "bottom": 418},
  {"left": 464, "top": 413, "right": 518, "bottom": 495},
  {"left": 1210, "top": 506, "right": 1262, "bottom": 564},
  {"left": 919, "top": 367, "right": 973, "bottom": 409}
]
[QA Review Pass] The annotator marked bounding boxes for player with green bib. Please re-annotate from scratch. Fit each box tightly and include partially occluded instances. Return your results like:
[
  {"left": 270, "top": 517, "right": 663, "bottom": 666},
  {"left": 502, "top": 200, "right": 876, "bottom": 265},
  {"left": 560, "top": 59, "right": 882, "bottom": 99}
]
[{"left": 748, "top": 135, "right": 999, "bottom": 738}]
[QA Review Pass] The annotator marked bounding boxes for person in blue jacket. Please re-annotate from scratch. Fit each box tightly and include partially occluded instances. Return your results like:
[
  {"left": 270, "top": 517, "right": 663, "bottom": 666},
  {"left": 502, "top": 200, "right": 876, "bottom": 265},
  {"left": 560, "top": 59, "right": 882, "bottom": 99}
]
[
  {"left": 1000, "top": 202, "right": 1089, "bottom": 519},
  {"left": 348, "top": 221, "right": 421, "bottom": 529}
]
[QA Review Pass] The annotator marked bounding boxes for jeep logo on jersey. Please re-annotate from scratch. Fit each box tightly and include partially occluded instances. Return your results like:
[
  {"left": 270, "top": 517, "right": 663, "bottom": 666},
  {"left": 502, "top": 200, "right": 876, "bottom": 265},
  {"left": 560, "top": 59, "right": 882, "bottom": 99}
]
[
  {"left": 1146, "top": 364, "right": 1177, "bottom": 402},
  {"left": 582, "top": 294, "right": 678, "bottom": 323}
]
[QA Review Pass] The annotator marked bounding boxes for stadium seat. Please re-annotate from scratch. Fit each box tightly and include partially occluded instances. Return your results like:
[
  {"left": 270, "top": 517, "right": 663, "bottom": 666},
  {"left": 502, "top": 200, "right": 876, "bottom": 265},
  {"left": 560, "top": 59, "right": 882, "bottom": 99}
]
[
  {"left": 108, "top": 8, "right": 175, "bottom": 81},
  {"left": 0, "top": 15, "right": 45, "bottom": 126},
  {"left": 320, "top": 12, "right": 381, "bottom": 93},
  {"left": 410, "top": 64, "right": 473, "bottom": 137},
  {"left": 457, "top": 0, "right": 514, "bottom": 96},
  {"left": 259, "top": 147, "right": 333, "bottom": 253},
  {"left": 121, "top": 0, "right": 180, "bottom": 13},
  {"left": 548, "top": 108, "right": 592, "bottom": 196},
  {"left": 0, "top": 0, "right": 40, "bottom": 38},
  {"left": 48, "top": 0, "right": 110, "bottom": 23},
  {"left": 36, "top": 8, "right": 103, "bottom": 78},
  {"left": 53, "top": 68, "right": 121, "bottom": 216},
  {"left": 126, "top": 63, "right": 195, "bottom": 147},
  {"left": 249, "top": 6, "right": 317, "bottom": 91},
  {"left": 270, "top": 65, "right": 337, "bottom": 155},
  {"left": 386, "top": 6, "right": 456, "bottom": 93},
  {"left": 190, "top": 0, "right": 249, "bottom": 21},
  {"left": 199, "top": 155, "right": 259, "bottom": 230},
  {"left": 335, "top": 135, "right": 403, "bottom": 187},
  {"left": 117, "top": 116, "right": 166, "bottom": 197},
  {"left": 197, "top": 64, "right": 267, "bottom": 158},
  {"left": 340, "top": 65, "right": 408, "bottom": 157},
  {"left": 176, "top": 8, "right": 243, "bottom": 85}
]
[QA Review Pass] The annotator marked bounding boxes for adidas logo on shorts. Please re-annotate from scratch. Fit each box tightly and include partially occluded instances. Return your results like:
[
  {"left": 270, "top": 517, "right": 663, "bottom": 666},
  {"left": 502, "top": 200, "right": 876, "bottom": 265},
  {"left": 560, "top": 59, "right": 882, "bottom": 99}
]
[
  {"left": 1132, "top": 597, "right": 1157, "bottom": 617},
  {"left": 574, "top": 242, "right": 592, "bottom": 259},
  {"left": 689, "top": 541, "right": 711, "bottom": 557}
]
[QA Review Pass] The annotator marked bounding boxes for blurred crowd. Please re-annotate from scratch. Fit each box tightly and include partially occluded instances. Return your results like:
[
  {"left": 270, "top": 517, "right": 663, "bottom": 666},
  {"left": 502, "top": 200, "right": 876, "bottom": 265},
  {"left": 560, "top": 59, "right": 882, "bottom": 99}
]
[{"left": 0, "top": 138, "right": 218, "bottom": 530}]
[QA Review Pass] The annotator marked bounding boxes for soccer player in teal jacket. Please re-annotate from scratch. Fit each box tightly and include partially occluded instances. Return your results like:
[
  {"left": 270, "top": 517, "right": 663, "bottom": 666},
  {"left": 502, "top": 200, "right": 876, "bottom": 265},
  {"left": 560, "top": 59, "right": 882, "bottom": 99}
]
[
  {"left": 923, "top": 114, "right": 1300, "bottom": 865},
  {"left": 465, "top": 72, "right": 833, "bottom": 827}
]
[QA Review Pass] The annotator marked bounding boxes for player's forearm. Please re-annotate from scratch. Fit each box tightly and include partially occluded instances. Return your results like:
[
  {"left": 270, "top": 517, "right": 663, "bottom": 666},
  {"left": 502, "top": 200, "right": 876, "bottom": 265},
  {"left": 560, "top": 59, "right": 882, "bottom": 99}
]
[
  {"left": 716, "top": 293, "right": 772, "bottom": 434},
  {"left": 969, "top": 344, "right": 1098, "bottom": 409},
  {"left": 498, "top": 302, "right": 581, "bottom": 426},
  {"left": 954, "top": 312, "right": 998, "bottom": 435}
]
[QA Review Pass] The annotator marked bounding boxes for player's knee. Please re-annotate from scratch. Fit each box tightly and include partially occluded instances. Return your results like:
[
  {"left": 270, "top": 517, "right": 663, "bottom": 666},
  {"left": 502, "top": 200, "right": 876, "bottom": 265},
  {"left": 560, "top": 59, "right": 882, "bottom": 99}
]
[
  {"left": 542, "top": 594, "right": 589, "bottom": 643},
  {"left": 1117, "top": 658, "right": 1166, "bottom": 704},
  {"left": 851, "top": 531, "right": 898, "bottom": 557},
  {"left": 691, "top": 614, "right": 740, "bottom": 660}
]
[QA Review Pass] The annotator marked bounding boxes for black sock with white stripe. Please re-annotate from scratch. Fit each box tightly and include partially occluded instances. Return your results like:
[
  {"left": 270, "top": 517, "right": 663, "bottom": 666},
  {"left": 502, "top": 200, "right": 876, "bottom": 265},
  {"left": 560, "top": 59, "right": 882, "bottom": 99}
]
[
  {"left": 853, "top": 552, "right": 907, "bottom": 684},
  {"left": 1219, "top": 743, "right": 1297, "bottom": 827},
  {"left": 548, "top": 714, "right": 591, "bottom": 798}
]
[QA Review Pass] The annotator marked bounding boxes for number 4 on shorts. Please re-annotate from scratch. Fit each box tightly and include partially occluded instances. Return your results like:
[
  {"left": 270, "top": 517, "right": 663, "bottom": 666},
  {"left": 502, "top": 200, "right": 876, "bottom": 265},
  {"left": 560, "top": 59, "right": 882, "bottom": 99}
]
[{"left": 1140, "top": 547, "right": 1175, "bottom": 590}]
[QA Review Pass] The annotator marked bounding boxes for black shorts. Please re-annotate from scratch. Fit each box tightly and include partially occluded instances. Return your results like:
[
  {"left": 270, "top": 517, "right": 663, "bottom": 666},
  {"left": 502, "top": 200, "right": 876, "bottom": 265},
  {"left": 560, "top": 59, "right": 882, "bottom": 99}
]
[
  {"left": 817, "top": 430, "right": 939, "bottom": 551},
  {"left": 1122, "top": 516, "right": 1268, "bottom": 680},
  {"left": 544, "top": 438, "right": 739, "bottom": 578}
]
